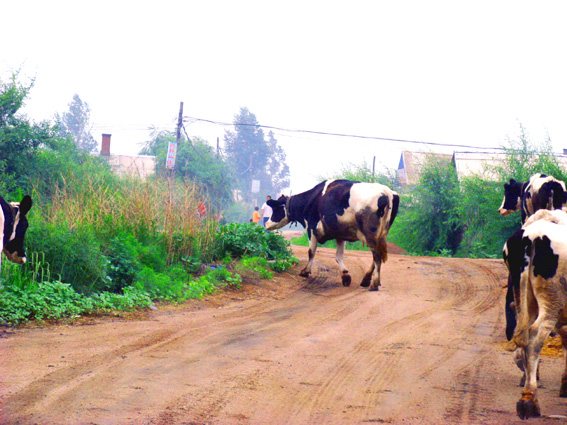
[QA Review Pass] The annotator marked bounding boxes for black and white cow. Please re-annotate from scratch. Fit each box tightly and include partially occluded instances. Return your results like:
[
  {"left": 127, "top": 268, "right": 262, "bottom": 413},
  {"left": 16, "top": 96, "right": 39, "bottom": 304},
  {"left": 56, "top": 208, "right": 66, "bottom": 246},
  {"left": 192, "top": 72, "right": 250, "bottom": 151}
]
[
  {"left": 0, "top": 195, "right": 33, "bottom": 278},
  {"left": 503, "top": 209, "right": 567, "bottom": 419},
  {"left": 501, "top": 174, "right": 567, "bottom": 345},
  {"left": 266, "top": 180, "right": 399, "bottom": 291},
  {"left": 498, "top": 173, "right": 567, "bottom": 224}
]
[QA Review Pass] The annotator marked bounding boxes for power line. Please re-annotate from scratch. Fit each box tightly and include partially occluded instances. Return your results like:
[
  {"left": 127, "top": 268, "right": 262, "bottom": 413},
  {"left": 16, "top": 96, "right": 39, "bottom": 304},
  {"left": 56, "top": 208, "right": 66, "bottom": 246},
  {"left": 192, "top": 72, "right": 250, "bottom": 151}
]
[{"left": 183, "top": 116, "right": 506, "bottom": 152}]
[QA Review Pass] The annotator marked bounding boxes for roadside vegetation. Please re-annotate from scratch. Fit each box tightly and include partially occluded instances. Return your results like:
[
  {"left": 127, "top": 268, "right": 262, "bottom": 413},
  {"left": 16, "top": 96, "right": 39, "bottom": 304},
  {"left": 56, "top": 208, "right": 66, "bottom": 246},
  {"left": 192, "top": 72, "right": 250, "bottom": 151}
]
[
  {"left": 0, "top": 74, "right": 296, "bottom": 325},
  {"left": 317, "top": 130, "right": 567, "bottom": 259}
]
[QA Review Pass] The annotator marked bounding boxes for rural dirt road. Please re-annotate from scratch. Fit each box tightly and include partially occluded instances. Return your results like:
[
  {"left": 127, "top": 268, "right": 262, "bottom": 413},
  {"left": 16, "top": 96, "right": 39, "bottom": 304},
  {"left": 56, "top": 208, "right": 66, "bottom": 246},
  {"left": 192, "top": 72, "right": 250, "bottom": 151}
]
[{"left": 1, "top": 239, "right": 567, "bottom": 425}]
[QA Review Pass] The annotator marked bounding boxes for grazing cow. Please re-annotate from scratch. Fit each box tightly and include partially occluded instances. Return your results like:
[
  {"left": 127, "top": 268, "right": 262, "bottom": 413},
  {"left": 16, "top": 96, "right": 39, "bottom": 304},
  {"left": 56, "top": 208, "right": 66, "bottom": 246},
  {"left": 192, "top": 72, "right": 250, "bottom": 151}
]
[
  {"left": 504, "top": 209, "right": 567, "bottom": 419},
  {"left": 498, "top": 173, "right": 567, "bottom": 224},
  {"left": 265, "top": 180, "right": 399, "bottom": 291},
  {"left": 0, "top": 195, "right": 33, "bottom": 279}
]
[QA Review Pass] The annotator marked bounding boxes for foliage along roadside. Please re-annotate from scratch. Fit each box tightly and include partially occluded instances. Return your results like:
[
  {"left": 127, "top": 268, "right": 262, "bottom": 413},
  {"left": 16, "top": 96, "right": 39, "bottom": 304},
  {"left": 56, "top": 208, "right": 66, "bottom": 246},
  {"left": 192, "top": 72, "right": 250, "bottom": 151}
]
[{"left": 0, "top": 223, "right": 298, "bottom": 325}]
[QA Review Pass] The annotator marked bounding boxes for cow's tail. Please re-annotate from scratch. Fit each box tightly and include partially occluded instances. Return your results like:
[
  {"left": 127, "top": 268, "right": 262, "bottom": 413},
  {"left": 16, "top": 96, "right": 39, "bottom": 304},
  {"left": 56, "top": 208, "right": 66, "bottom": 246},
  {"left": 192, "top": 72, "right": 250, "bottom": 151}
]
[{"left": 511, "top": 238, "right": 534, "bottom": 349}]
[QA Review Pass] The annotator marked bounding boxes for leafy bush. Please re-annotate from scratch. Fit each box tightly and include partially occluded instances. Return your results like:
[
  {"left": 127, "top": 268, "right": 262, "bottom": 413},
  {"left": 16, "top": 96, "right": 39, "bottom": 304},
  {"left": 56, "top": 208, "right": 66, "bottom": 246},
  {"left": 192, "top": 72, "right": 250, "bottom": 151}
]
[
  {"left": 0, "top": 281, "right": 91, "bottom": 323},
  {"left": 105, "top": 234, "right": 143, "bottom": 293},
  {"left": 388, "top": 155, "right": 463, "bottom": 256},
  {"left": 215, "top": 223, "right": 293, "bottom": 260},
  {"left": 26, "top": 220, "right": 111, "bottom": 294}
]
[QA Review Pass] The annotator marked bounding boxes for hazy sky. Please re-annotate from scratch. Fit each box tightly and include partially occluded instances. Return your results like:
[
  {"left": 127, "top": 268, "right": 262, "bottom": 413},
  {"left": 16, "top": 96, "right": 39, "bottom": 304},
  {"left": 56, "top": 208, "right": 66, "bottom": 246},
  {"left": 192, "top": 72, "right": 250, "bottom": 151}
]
[{"left": 2, "top": 1, "right": 567, "bottom": 193}]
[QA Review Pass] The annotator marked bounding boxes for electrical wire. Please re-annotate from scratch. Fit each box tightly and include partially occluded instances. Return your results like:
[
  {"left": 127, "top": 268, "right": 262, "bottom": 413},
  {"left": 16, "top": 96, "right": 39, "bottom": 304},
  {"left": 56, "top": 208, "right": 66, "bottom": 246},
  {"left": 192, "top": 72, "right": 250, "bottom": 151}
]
[{"left": 183, "top": 116, "right": 506, "bottom": 152}]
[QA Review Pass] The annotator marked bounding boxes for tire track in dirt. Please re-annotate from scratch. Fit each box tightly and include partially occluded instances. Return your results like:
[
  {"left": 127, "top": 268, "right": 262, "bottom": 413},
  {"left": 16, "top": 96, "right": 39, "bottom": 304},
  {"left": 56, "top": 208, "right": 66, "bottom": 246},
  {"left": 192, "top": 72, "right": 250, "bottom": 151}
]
[
  {"left": 291, "top": 256, "right": 508, "bottom": 424},
  {"left": 3, "top": 247, "right": 528, "bottom": 425},
  {"left": 4, "top": 327, "right": 179, "bottom": 416}
]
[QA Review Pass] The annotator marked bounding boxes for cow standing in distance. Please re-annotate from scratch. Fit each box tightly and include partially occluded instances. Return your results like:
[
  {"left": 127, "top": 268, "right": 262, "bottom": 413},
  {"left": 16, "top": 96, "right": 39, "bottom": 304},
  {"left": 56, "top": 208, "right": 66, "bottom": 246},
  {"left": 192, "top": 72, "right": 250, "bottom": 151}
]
[
  {"left": 265, "top": 180, "right": 399, "bottom": 291},
  {"left": 0, "top": 195, "right": 33, "bottom": 280},
  {"left": 503, "top": 209, "right": 567, "bottom": 419},
  {"left": 498, "top": 173, "right": 567, "bottom": 224}
]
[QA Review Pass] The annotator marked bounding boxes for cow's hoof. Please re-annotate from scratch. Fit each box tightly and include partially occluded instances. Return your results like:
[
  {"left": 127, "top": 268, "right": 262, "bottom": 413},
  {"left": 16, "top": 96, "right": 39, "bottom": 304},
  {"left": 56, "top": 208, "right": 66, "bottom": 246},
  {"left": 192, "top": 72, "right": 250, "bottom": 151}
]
[
  {"left": 360, "top": 277, "right": 371, "bottom": 287},
  {"left": 299, "top": 270, "right": 310, "bottom": 278},
  {"left": 368, "top": 286, "right": 379, "bottom": 292},
  {"left": 342, "top": 274, "right": 351, "bottom": 287},
  {"left": 517, "top": 399, "right": 541, "bottom": 419}
]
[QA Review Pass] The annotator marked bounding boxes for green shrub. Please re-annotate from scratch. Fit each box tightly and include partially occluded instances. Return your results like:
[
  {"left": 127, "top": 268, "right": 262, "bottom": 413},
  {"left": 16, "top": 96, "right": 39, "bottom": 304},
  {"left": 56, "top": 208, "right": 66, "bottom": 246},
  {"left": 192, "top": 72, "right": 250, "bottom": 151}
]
[
  {"left": 105, "top": 234, "right": 142, "bottom": 293},
  {"left": 26, "top": 220, "right": 110, "bottom": 294},
  {"left": 215, "top": 223, "right": 294, "bottom": 260},
  {"left": 0, "top": 281, "right": 92, "bottom": 324}
]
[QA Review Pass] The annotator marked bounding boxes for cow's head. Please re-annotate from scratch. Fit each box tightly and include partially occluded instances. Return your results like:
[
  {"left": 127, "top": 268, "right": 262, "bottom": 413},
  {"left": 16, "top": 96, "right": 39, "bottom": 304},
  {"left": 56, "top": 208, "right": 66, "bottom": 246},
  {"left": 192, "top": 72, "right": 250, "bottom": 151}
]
[
  {"left": 498, "top": 178, "right": 523, "bottom": 216},
  {"left": 3, "top": 195, "right": 33, "bottom": 264},
  {"left": 265, "top": 195, "right": 289, "bottom": 230}
]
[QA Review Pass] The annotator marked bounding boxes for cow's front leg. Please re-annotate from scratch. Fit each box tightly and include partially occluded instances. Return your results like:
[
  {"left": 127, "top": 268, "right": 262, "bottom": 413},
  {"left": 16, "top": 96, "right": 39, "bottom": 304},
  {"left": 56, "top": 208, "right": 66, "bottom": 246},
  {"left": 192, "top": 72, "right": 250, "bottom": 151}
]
[
  {"left": 335, "top": 240, "right": 351, "bottom": 286},
  {"left": 300, "top": 234, "right": 318, "bottom": 278}
]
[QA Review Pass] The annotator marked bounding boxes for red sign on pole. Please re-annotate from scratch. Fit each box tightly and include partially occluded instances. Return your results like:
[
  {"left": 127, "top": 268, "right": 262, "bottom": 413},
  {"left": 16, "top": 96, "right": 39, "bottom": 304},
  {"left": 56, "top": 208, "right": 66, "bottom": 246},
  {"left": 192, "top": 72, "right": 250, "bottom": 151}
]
[{"left": 166, "top": 142, "right": 178, "bottom": 169}]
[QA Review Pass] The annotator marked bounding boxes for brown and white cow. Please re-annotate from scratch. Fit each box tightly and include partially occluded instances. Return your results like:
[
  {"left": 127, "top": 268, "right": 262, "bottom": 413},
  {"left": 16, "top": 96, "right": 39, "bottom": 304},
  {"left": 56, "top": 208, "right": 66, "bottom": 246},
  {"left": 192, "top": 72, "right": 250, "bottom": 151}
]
[
  {"left": 498, "top": 173, "right": 566, "bottom": 224},
  {"left": 0, "top": 195, "right": 33, "bottom": 279},
  {"left": 266, "top": 180, "right": 399, "bottom": 290},
  {"left": 504, "top": 209, "right": 567, "bottom": 419}
]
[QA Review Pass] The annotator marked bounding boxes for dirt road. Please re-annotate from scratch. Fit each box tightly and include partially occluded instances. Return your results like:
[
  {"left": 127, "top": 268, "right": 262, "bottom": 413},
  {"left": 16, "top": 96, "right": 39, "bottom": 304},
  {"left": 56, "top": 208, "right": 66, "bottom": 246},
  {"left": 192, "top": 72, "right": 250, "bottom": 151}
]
[{"left": 1, "top": 244, "right": 566, "bottom": 424}]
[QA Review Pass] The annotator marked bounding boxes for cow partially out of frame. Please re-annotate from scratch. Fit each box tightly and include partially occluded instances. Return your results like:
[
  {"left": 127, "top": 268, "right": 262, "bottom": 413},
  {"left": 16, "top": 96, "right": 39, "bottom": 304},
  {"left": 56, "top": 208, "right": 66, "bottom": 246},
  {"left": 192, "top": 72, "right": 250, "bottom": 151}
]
[
  {"left": 266, "top": 180, "right": 399, "bottom": 291},
  {"left": 501, "top": 173, "right": 567, "bottom": 344},
  {"left": 0, "top": 195, "right": 33, "bottom": 279},
  {"left": 504, "top": 209, "right": 567, "bottom": 419}
]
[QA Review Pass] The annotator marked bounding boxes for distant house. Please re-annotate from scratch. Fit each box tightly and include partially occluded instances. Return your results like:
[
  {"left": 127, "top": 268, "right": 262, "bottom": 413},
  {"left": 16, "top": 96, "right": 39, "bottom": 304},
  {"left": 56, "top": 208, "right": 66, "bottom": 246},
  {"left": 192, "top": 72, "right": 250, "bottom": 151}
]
[
  {"left": 398, "top": 149, "right": 567, "bottom": 185},
  {"left": 397, "top": 151, "right": 453, "bottom": 185},
  {"left": 99, "top": 134, "right": 156, "bottom": 179}
]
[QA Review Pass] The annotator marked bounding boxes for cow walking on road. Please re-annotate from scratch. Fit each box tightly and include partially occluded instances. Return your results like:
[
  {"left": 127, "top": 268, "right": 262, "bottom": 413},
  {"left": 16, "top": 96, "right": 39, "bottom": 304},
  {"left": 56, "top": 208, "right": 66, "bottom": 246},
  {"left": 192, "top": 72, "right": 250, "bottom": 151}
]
[
  {"left": 501, "top": 173, "right": 567, "bottom": 342},
  {"left": 266, "top": 180, "right": 399, "bottom": 291},
  {"left": 503, "top": 209, "right": 567, "bottom": 419},
  {"left": 0, "top": 195, "right": 33, "bottom": 280}
]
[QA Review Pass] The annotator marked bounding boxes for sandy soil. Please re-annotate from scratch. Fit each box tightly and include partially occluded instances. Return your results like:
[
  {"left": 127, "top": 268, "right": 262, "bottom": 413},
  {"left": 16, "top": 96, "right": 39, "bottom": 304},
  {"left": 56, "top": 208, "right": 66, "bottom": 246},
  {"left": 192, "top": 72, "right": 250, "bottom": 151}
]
[{"left": 1, "top": 241, "right": 567, "bottom": 425}]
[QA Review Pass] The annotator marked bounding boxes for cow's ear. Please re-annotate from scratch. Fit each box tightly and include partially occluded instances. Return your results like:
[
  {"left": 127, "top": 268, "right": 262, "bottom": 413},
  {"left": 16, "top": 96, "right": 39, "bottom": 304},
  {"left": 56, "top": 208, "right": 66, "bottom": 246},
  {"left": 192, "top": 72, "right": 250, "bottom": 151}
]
[
  {"left": 278, "top": 196, "right": 288, "bottom": 205},
  {"left": 266, "top": 199, "right": 278, "bottom": 208},
  {"left": 19, "top": 195, "right": 32, "bottom": 216},
  {"left": 509, "top": 178, "right": 516, "bottom": 185}
]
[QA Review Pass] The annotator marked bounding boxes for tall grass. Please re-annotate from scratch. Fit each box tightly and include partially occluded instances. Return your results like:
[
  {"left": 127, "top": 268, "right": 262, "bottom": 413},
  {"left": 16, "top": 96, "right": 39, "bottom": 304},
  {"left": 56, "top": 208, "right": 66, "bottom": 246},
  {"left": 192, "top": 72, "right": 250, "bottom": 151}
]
[{"left": 26, "top": 170, "right": 218, "bottom": 294}]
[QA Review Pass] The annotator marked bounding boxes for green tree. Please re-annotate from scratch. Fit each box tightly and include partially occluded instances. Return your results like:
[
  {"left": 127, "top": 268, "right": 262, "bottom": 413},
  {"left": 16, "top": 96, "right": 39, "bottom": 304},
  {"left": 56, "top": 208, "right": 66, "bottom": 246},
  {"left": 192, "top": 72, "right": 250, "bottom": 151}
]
[
  {"left": 389, "top": 155, "right": 463, "bottom": 255},
  {"left": 224, "top": 107, "right": 290, "bottom": 202},
  {"left": 55, "top": 94, "right": 97, "bottom": 153},
  {"left": 0, "top": 73, "right": 63, "bottom": 193},
  {"left": 140, "top": 130, "right": 233, "bottom": 207}
]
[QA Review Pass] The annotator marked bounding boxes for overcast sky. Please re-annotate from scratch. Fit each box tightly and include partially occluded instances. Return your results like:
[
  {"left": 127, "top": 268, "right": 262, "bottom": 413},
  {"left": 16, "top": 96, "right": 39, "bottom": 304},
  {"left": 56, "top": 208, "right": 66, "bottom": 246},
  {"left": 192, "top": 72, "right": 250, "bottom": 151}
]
[{"left": 2, "top": 1, "right": 567, "bottom": 194}]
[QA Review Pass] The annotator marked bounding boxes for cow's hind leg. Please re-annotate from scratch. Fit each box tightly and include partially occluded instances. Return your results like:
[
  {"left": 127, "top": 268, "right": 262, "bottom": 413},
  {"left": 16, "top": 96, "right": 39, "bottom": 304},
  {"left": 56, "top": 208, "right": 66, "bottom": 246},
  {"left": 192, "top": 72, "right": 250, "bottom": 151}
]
[
  {"left": 300, "top": 234, "right": 318, "bottom": 278},
  {"left": 368, "top": 249, "right": 383, "bottom": 291},
  {"left": 517, "top": 314, "right": 556, "bottom": 419},
  {"left": 557, "top": 326, "right": 567, "bottom": 397},
  {"left": 360, "top": 262, "right": 374, "bottom": 288},
  {"left": 335, "top": 240, "right": 351, "bottom": 286}
]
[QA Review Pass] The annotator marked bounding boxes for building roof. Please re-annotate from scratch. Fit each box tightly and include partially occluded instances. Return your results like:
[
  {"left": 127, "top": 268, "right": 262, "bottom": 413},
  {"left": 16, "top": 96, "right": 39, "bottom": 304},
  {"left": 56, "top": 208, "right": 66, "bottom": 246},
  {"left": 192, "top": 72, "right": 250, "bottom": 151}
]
[{"left": 397, "top": 151, "right": 453, "bottom": 185}]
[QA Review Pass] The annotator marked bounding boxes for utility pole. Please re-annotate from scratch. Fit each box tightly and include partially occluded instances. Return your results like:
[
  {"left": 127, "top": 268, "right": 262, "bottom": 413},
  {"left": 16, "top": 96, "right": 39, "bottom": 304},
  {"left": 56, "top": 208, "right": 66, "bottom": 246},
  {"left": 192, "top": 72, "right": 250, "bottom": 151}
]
[
  {"left": 167, "top": 102, "right": 183, "bottom": 204},
  {"left": 176, "top": 102, "right": 184, "bottom": 145}
]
